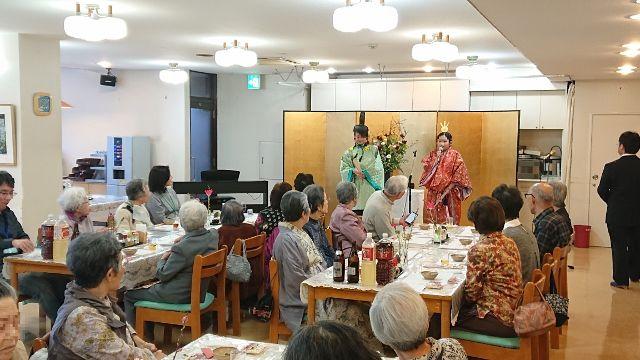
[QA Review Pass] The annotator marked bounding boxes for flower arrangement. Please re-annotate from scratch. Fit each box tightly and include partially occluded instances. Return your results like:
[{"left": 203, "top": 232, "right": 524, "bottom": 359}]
[
  {"left": 372, "top": 118, "right": 413, "bottom": 175},
  {"left": 204, "top": 187, "right": 214, "bottom": 211}
]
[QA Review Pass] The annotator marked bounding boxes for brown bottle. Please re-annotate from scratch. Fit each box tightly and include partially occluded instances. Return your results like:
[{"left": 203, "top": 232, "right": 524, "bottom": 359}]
[
  {"left": 347, "top": 249, "right": 360, "bottom": 284},
  {"left": 333, "top": 250, "right": 345, "bottom": 282}
]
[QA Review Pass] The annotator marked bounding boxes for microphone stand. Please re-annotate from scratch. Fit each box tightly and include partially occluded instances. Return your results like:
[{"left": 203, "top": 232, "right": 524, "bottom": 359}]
[{"left": 405, "top": 150, "right": 418, "bottom": 216}]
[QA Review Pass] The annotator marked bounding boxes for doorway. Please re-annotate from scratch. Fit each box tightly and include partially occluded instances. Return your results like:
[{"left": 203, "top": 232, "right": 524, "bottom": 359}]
[
  {"left": 189, "top": 71, "right": 217, "bottom": 181},
  {"left": 588, "top": 114, "right": 640, "bottom": 247}
]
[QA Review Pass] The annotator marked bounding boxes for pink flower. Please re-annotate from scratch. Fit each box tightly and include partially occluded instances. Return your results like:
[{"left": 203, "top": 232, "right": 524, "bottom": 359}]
[{"left": 204, "top": 188, "right": 213, "bottom": 197}]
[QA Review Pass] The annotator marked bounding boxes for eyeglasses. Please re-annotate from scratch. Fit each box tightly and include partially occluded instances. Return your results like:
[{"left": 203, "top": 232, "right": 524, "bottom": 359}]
[
  {"left": 0, "top": 191, "right": 16, "bottom": 197},
  {"left": 524, "top": 193, "right": 535, "bottom": 199}
]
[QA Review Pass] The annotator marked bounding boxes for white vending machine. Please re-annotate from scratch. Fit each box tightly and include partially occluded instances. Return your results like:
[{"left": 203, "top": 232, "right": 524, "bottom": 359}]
[{"left": 106, "top": 136, "right": 151, "bottom": 196}]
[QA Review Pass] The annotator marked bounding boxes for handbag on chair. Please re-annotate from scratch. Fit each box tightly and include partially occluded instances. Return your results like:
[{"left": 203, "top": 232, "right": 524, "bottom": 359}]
[
  {"left": 226, "top": 239, "right": 252, "bottom": 283},
  {"left": 513, "top": 285, "right": 556, "bottom": 336}
]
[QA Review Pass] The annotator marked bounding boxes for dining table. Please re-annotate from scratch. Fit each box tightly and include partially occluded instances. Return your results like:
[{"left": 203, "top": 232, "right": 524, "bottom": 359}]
[
  {"left": 301, "top": 225, "right": 478, "bottom": 338},
  {"left": 163, "top": 334, "right": 285, "bottom": 360}
]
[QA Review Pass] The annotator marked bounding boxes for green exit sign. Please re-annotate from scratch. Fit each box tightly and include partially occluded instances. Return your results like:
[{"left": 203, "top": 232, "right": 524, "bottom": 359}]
[{"left": 247, "top": 74, "right": 261, "bottom": 90}]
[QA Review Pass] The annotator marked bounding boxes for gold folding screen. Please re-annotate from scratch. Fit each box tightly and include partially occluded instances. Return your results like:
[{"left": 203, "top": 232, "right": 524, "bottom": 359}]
[{"left": 284, "top": 111, "right": 519, "bottom": 225}]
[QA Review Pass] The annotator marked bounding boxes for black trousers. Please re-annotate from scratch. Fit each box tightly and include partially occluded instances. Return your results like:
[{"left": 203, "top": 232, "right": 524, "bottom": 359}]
[{"left": 607, "top": 224, "right": 640, "bottom": 285}]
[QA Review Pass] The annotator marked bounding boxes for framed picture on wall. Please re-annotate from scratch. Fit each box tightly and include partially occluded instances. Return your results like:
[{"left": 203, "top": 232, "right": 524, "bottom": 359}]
[
  {"left": 0, "top": 105, "right": 17, "bottom": 165},
  {"left": 33, "top": 92, "right": 52, "bottom": 116}
]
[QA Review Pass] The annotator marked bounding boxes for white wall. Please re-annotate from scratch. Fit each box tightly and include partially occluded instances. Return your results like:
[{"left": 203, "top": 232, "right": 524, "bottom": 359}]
[
  {"left": 569, "top": 80, "right": 640, "bottom": 226},
  {"left": 61, "top": 68, "right": 190, "bottom": 181},
  {"left": 217, "top": 74, "right": 307, "bottom": 201},
  {"left": 0, "top": 33, "right": 63, "bottom": 234}
]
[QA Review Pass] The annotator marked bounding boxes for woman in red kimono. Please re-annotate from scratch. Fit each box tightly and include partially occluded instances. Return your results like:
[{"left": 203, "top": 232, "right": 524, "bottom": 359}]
[{"left": 420, "top": 131, "right": 472, "bottom": 224}]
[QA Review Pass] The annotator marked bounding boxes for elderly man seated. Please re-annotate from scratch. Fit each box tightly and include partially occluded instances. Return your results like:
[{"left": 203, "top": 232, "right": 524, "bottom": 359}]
[
  {"left": 527, "top": 182, "right": 572, "bottom": 261},
  {"left": 370, "top": 282, "right": 467, "bottom": 359},
  {"left": 362, "top": 175, "right": 409, "bottom": 241},
  {"left": 48, "top": 233, "right": 165, "bottom": 359},
  {"left": 124, "top": 200, "right": 218, "bottom": 325},
  {"left": 549, "top": 181, "right": 573, "bottom": 235}
]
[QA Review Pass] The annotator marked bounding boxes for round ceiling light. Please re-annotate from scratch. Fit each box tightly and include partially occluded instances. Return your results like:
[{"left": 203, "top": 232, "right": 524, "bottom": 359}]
[
  {"left": 617, "top": 65, "right": 636, "bottom": 75},
  {"left": 412, "top": 33, "right": 459, "bottom": 63},
  {"left": 159, "top": 63, "right": 189, "bottom": 84},
  {"left": 64, "top": 4, "right": 127, "bottom": 42},
  {"left": 214, "top": 41, "right": 258, "bottom": 68},
  {"left": 455, "top": 56, "right": 498, "bottom": 80},
  {"left": 302, "top": 62, "right": 330, "bottom": 84},
  {"left": 333, "top": 0, "right": 398, "bottom": 33}
]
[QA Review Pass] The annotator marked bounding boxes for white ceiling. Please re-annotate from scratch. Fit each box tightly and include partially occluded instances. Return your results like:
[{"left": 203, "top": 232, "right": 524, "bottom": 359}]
[
  {"left": 469, "top": 0, "right": 640, "bottom": 80},
  {"left": 0, "top": 0, "right": 538, "bottom": 76}
]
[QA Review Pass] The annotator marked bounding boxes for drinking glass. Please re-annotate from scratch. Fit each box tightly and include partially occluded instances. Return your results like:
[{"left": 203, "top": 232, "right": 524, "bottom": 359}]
[{"left": 446, "top": 216, "right": 454, "bottom": 226}]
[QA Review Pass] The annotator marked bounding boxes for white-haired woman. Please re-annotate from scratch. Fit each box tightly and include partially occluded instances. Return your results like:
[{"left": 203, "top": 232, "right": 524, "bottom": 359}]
[
  {"left": 19, "top": 187, "right": 96, "bottom": 323},
  {"left": 370, "top": 282, "right": 467, "bottom": 360},
  {"left": 123, "top": 200, "right": 219, "bottom": 325},
  {"left": 59, "top": 186, "right": 94, "bottom": 238},
  {"left": 115, "top": 179, "right": 153, "bottom": 234}
]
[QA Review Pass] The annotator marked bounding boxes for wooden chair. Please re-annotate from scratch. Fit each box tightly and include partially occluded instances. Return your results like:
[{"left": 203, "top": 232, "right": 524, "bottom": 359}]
[
  {"left": 268, "top": 258, "right": 292, "bottom": 343},
  {"left": 134, "top": 246, "right": 228, "bottom": 340},
  {"left": 543, "top": 251, "right": 563, "bottom": 349},
  {"left": 325, "top": 227, "right": 333, "bottom": 250},
  {"left": 452, "top": 271, "right": 549, "bottom": 360},
  {"left": 230, "top": 233, "right": 266, "bottom": 336}
]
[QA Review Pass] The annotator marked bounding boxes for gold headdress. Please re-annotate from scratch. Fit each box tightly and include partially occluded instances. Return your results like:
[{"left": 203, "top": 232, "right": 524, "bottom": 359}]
[{"left": 440, "top": 120, "right": 449, "bottom": 133}]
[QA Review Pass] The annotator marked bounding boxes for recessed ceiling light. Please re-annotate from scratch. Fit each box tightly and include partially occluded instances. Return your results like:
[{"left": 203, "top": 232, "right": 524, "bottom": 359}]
[
  {"left": 621, "top": 48, "right": 640, "bottom": 57},
  {"left": 363, "top": 66, "right": 375, "bottom": 73},
  {"left": 97, "top": 60, "right": 112, "bottom": 68},
  {"left": 630, "top": 13, "right": 640, "bottom": 20},
  {"left": 422, "top": 65, "right": 434, "bottom": 73},
  {"left": 617, "top": 65, "right": 636, "bottom": 75},
  {"left": 326, "top": 67, "right": 337, "bottom": 74}
]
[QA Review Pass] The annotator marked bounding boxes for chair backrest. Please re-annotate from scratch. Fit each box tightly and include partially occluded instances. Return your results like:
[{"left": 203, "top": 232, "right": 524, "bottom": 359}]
[
  {"left": 269, "top": 258, "right": 280, "bottom": 321},
  {"left": 325, "top": 227, "right": 333, "bottom": 250},
  {"left": 540, "top": 262, "right": 553, "bottom": 294},
  {"left": 523, "top": 270, "right": 546, "bottom": 305},
  {"left": 30, "top": 332, "right": 50, "bottom": 355},
  {"left": 233, "top": 233, "right": 266, "bottom": 260},
  {"left": 191, "top": 246, "right": 227, "bottom": 310}
]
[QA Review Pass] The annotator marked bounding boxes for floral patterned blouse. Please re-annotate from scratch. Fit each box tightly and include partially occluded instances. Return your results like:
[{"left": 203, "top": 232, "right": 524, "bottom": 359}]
[
  {"left": 412, "top": 338, "right": 467, "bottom": 360},
  {"left": 464, "top": 231, "right": 523, "bottom": 326},
  {"left": 58, "top": 302, "right": 156, "bottom": 359}
]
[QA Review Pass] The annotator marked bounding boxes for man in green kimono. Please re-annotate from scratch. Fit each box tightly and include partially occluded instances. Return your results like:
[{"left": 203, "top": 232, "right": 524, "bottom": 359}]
[{"left": 340, "top": 124, "right": 385, "bottom": 212}]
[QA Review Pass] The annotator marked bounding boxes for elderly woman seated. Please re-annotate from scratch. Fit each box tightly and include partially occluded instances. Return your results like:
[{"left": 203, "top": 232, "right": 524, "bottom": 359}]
[
  {"left": 455, "top": 196, "right": 522, "bottom": 337},
  {"left": 0, "top": 280, "right": 27, "bottom": 360},
  {"left": 273, "top": 190, "right": 326, "bottom": 332},
  {"left": 19, "top": 186, "right": 95, "bottom": 323},
  {"left": 146, "top": 165, "right": 181, "bottom": 225},
  {"left": 217, "top": 200, "right": 258, "bottom": 252},
  {"left": 115, "top": 179, "right": 154, "bottom": 233},
  {"left": 303, "top": 185, "right": 334, "bottom": 266},
  {"left": 370, "top": 282, "right": 467, "bottom": 360},
  {"left": 124, "top": 200, "right": 218, "bottom": 325},
  {"left": 48, "top": 233, "right": 165, "bottom": 359},
  {"left": 329, "top": 181, "right": 367, "bottom": 257},
  {"left": 283, "top": 320, "right": 382, "bottom": 360}
]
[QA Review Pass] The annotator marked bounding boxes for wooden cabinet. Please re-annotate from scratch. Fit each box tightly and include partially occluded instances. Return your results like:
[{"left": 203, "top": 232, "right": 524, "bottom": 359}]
[
  {"left": 412, "top": 81, "right": 440, "bottom": 110},
  {"left": 335, "top": 83, "right": 361, "bottom": 111},
  {"left": 386, "top": 81, "right": 414, "bottom": 110},
  {"left": 516, "top": 91, "right": 542, "bottom": 129},
  {"left": 360, "top": 82, "right": 386, "bottom": 111},
  {"left": 311, "top": 83, "right": 336, "bottom": 111},
  {"left": 539, "top": 91, "right": 566, "bottom": 129}
]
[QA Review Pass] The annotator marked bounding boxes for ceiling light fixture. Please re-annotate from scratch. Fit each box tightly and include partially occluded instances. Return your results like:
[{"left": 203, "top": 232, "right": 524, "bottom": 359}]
[
  {"left": 617, "top": 64, "right": 636, "bottom": 75},
  {"left": 363, "top": 66, "right": 375, "bottom": 73},
  {"left": 326, "top": 67, "right": 337, "bottom": 74},
  {"left": 302, "top": 62, "right": 330, "bottom": 84},
  {"left": 333, "top": 0, "right": 398, "bottom": 33},
  {"left": 64, "top": 3, "right": 127, "bottom": 42},
  {"left": 631, "top": 13, "right": 640, "bottom": 20},
  {"left": 214, "top": 40, "right": 258, "bottom": 67},
  {"left": 621, "top": 43, "right": 640, "bottom": 58},
  {"left": 455, "top": 56, "right": 499, "bottom": 80},
  {"left": 159, "top": 63, "right": 189, "bottom": 84},
  {"left": 422, "top": 65, "right": 434, "bottom": 73},
  {"left": 412, "top": 32, "right": 459, "bottom": 63},
  {"left": 97, "top": 60, "right": 112, "bottom": 68}
]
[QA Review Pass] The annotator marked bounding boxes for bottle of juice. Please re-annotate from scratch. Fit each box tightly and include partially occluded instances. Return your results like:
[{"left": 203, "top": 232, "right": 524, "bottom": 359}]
[
  {"left": 361, "top": 233, "right": 376, "bottom": 286},
  {"left": 333, "top": 249, "right": 345, "bottom": 282},
  {"left": 40, "top": 214, "right": 56, "bottom": 260},
  {"left": 347, "top": 248, "right": 360, "bottom": 284},
  {"left": 53, "top": 215, "right": 70, "bottom": 262}
]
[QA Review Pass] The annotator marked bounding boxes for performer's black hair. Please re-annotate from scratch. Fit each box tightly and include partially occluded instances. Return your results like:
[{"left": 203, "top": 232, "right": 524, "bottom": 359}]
[{"left": 436, "top": 132, "right": 453, "bottom": 142}]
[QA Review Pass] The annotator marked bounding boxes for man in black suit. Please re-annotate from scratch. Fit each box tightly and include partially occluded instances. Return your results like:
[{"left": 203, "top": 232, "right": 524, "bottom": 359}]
[{"left": 598, "top": 131, "right": 640, "bottom": 289}]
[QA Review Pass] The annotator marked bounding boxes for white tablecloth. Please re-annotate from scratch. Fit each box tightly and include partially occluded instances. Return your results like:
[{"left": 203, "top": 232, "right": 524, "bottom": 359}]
[{"left": 164, "top": 334, "right": 285, "bottom": 360}]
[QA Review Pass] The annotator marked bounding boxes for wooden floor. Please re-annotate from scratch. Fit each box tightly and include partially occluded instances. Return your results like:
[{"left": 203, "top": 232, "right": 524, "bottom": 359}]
[{"left": 19, "top": 247, "right": 640, "bottom": 359}]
